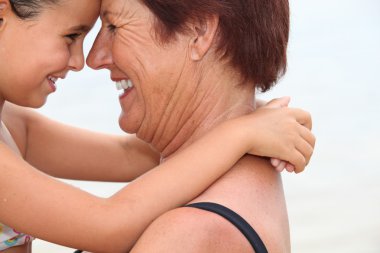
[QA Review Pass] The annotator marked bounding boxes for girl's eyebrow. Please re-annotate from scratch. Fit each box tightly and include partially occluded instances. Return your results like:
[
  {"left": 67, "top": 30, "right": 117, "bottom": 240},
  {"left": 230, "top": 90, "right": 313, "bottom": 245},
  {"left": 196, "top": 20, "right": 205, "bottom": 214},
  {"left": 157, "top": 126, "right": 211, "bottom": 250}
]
[{"left": 68, "top": 24, "right": 92, "bottom": 33}]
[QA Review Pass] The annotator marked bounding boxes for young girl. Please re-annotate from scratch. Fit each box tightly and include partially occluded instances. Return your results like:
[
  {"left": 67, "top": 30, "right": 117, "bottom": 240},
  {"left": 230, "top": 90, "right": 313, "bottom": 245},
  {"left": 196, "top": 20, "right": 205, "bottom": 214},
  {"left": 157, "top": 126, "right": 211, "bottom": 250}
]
[{"left": 0, "top": 0, "right": 315, "bottom": 252}]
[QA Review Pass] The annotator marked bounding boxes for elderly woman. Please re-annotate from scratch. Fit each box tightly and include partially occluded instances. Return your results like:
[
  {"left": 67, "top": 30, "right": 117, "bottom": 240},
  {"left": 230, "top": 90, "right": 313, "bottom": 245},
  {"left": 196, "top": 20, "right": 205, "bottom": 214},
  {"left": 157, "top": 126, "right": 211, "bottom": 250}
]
[{"left": 86, "top": 0, "right": 310, "bottom": 252}]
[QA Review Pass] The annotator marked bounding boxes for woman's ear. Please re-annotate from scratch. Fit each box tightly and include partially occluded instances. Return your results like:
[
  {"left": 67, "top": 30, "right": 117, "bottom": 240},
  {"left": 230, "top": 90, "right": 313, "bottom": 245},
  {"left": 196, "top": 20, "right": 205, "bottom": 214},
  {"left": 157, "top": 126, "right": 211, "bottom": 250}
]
[
  {"left": 0, "top": 0, "right": 10, "bottom": 31},
  {"left": 189, "top": 15, "right": 219, "bottom": 61}
]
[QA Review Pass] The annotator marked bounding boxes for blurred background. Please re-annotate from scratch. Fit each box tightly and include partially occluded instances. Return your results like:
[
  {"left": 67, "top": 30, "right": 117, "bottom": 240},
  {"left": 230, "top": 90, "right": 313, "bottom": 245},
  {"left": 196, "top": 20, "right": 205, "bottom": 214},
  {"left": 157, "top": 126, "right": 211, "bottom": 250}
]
[{"left": 34, "top": 0, "right": 380, "bottom": 252}]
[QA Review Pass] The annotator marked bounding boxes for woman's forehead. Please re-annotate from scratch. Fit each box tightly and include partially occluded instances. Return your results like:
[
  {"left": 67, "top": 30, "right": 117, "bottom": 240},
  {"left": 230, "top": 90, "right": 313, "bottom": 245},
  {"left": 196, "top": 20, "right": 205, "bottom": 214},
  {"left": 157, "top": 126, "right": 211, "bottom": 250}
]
[
  {"left": 100, "top": 0, "right": 149, "bottom": 22},
  {"left": 101, "top": 0, "right": 126, "bottom": 11},
  {"left": 100, "top": 0, "right": 139, "bottom": 16}
]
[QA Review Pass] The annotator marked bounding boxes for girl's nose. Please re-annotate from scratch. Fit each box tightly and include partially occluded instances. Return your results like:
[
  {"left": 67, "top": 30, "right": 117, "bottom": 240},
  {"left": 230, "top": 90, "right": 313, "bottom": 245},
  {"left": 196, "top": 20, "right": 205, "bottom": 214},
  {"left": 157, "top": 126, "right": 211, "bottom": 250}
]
[{"left": 68, "top": 50, "right": 85, "bottom": 72}]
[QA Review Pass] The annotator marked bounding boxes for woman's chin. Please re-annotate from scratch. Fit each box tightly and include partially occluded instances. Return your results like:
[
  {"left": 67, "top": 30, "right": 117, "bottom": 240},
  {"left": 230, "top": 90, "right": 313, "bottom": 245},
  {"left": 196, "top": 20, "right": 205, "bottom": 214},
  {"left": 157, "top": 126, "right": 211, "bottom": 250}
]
[{"left": 118, "top": 113, "right": 139, "bottom": 135}]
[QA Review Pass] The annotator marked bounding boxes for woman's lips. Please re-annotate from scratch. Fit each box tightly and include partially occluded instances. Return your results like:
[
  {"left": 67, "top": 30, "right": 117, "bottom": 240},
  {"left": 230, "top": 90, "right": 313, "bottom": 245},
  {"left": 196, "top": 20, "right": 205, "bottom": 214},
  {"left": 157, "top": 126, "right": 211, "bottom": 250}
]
[
  {"left": 116, "top": 80, "right": 134, "bottom": 99},
  {"left": 119, "top": 87, "right": 134, "bottom": 99}
]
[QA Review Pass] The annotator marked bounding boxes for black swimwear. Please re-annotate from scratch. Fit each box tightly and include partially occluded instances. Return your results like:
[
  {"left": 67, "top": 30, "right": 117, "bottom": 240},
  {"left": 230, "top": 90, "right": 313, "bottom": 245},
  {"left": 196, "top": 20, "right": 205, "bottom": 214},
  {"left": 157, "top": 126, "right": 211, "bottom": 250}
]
[
  {"left": 187, "top": 202, "right": 268, "bottom": 253},
  {"left": 74, "top": 202, "right": 268, "bottom": 253}
]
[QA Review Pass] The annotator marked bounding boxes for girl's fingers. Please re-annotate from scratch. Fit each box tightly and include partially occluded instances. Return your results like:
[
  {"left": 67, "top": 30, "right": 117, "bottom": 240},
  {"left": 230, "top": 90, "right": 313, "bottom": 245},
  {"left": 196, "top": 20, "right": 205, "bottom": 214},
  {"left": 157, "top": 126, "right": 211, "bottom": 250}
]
[
  {"left": 294, "top": 132, "right": 314, "bottom": 166},
  {"left": 276, "top": 161, "right": 287, "bottom": 172},
  {"left": 298, "top": 124, "right": 316, "bottom": 150},
  {"left": 288, "top": 149, "right": 306, "bottom": 173},
  {"left": 271, "top": 158, "right": 281, "bottom": 167},
  {"left": 265, "top": 97, "right": 291, "bottom": 109},
  {"left": 272, "top": 159, "right": 296, "bottom": 173},
  {"left": 290, "top": 108, "right": 312, "bottom": 130},
  {"left": 285, "top": 163, "right": 295, "bottom": 173}
]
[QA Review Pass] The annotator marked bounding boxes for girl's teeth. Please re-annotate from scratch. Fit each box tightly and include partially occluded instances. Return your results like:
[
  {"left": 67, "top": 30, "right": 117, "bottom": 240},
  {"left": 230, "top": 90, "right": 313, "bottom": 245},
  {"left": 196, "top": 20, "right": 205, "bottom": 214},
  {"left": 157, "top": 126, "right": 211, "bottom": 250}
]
[{"left": 48, "top": 77, "right": 58, "bottom": 83}]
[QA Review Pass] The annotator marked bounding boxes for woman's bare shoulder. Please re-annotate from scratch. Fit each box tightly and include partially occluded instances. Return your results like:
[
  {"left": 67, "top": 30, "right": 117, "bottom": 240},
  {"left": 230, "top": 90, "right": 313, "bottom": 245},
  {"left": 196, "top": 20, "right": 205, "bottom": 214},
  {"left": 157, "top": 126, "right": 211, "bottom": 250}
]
[
  {"left": 192, "top": 155, "right": 290, "bottom": 252},
  {"left": 192, "top": 155, "right": 284, "bottom": 207},
  {"left": 132, "top": 155, "right": 290, "bottom": 253}
]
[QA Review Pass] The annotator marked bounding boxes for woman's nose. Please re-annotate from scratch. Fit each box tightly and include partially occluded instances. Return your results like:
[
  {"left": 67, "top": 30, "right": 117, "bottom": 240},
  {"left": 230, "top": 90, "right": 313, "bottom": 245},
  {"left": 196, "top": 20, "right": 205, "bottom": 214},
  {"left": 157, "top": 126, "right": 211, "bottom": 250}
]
[{"left": 86, "top": 31, "right": 113, "bottom": 70}]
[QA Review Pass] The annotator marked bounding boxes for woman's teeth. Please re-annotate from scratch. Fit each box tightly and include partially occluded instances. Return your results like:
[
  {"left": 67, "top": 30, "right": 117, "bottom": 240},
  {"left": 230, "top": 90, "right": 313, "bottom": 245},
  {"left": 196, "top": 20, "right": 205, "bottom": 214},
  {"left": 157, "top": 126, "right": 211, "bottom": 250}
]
[{"left": 116, "top": 80, "right": 133, "bottom": 90}]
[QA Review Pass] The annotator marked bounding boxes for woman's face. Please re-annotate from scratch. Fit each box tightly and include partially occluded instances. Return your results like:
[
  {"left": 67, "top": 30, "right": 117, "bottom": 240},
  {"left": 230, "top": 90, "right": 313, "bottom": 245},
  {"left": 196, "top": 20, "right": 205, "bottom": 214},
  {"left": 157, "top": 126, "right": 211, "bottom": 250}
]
[
  {"left": 0, "top": 0, "right": 99, "bottom": 107},
  {"left": 87, "top": 0, "right": 192, "bottom": 142}
]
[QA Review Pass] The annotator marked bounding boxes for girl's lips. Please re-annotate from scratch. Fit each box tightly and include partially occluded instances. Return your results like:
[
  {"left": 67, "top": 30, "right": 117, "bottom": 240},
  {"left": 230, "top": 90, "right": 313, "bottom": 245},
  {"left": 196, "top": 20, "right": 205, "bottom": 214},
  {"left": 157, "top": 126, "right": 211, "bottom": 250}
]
[{"left": 48, "top": 79, "right": 57, "bottom": 92}]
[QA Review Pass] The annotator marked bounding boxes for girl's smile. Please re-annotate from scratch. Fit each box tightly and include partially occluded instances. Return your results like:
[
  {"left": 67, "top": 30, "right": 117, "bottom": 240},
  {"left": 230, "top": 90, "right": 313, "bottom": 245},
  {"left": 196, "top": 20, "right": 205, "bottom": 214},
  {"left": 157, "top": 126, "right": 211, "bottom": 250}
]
[{"left": 0, "top": 0, "right": 100, "bottom": 108}]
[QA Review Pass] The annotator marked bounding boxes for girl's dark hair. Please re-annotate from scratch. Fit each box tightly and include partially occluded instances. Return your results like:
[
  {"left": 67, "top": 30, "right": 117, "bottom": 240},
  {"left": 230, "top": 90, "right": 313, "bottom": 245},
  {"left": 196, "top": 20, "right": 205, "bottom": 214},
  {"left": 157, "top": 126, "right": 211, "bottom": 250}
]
[
  {"left": 141, "top": 0, "right": 289, "bottom": 92},
  {"left": 9, "top": 0, "right": 60, "bottom": 19}
]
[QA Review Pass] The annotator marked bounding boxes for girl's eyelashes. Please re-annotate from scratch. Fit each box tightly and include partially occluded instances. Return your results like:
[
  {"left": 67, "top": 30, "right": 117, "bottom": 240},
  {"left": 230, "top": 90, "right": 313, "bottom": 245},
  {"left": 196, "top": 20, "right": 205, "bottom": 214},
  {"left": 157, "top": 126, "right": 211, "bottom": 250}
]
[{"left": 65, "top": 33, "right": 82, "bottom": 42}]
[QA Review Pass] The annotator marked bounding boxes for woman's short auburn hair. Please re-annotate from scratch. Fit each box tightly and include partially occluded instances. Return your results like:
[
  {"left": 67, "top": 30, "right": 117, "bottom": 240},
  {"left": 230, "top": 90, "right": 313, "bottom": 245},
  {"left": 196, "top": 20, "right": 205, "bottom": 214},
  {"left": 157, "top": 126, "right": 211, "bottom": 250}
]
[{"left": 141, "top": 0, "right": 289, "bottom": 92}]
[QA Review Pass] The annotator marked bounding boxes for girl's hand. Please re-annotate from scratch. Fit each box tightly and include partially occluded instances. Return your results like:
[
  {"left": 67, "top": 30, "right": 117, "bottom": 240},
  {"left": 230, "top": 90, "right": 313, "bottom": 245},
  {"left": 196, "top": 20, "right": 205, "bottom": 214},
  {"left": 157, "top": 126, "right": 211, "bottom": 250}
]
[{"left": 246, "top": 97, "right": 315, "bottom": 173}]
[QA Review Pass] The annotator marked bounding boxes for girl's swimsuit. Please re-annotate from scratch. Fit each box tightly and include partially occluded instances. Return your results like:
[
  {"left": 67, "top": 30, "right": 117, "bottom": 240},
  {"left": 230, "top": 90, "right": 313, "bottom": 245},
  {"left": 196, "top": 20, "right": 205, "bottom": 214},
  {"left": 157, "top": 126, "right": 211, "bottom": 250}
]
[{"left": 0, "top": 223, "right": 34, "bottom": 250}]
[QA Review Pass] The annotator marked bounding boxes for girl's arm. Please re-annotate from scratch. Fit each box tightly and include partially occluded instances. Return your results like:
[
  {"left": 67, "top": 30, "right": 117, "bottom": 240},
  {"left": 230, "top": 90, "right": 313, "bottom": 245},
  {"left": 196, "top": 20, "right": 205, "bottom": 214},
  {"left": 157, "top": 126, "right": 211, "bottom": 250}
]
[
  {"left": 3, "top": 102, "right": 160, "bottom": 182},
  {"left": 0, "top": 99, "right": 313, "bottom": 252},
  {"left": 3, "top": 97, "right": 312, "bottom": 186}
]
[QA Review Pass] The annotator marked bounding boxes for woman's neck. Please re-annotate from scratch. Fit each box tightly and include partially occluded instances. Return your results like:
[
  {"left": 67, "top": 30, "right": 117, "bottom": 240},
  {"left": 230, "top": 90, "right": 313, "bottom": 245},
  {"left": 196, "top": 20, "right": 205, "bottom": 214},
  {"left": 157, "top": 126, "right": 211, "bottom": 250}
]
[{"left": 159, "top": 69, "right": 256, "bottom": 160}]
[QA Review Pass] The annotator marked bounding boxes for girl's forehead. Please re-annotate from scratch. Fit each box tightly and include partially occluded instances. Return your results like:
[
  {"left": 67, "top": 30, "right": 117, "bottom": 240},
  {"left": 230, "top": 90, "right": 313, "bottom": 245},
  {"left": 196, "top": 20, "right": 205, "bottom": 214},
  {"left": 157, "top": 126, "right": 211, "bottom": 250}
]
[
  {"left": 57, "top": 0, "right": 100, "bottom": 17},
  {"left": 36, "top": 0, "right": 100, "bottom": 29}
]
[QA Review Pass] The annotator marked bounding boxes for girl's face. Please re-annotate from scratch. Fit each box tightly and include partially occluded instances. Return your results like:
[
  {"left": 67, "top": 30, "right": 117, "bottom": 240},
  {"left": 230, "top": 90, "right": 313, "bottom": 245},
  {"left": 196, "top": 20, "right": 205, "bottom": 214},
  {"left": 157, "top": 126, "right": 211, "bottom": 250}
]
[{"left": 0, "top": 0, "right": 100, "bottom": 108}]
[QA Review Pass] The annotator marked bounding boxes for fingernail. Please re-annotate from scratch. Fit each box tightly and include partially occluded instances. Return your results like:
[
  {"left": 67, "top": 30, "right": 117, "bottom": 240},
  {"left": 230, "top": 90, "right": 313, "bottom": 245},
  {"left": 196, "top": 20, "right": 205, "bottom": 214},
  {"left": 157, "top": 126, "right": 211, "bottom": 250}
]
[
  {"left": 271, "top": 158, "right": 280, "bottom": 167},
  {"left": 286, "top": 164, "right": 295, "bottom": 172}
]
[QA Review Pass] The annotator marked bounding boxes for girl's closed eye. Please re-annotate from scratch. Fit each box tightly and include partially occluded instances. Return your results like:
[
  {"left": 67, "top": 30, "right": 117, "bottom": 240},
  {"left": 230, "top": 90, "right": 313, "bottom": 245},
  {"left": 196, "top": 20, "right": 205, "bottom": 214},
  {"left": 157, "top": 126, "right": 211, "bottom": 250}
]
[{"left": 65, "top": 33, "right": 82, "bottom": 43}]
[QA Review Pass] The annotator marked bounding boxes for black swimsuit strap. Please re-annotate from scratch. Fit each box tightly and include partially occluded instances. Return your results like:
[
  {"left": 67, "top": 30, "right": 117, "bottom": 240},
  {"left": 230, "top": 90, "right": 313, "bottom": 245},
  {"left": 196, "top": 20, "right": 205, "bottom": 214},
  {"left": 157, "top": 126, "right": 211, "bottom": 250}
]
[
  {"left": 74, "top": 202, "right": 268, "bottom": 253},
  {"left": 187, "top": 202, "right": 268, "bottom": 253}
]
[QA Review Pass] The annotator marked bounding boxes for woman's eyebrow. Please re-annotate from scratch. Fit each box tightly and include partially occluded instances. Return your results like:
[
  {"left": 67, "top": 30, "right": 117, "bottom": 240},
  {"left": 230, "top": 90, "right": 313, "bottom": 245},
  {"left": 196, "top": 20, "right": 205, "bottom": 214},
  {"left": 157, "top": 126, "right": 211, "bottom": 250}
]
[{"left": 101, "top": 10, "right": 118, "bottom": 20}]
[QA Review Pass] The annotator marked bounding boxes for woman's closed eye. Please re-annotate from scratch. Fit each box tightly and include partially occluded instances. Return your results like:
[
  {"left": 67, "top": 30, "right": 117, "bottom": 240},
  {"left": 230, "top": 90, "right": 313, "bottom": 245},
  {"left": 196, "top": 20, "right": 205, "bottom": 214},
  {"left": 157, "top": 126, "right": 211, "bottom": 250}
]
[{"left": 107, "top": 24, "right": 117, "bottom": 33}]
